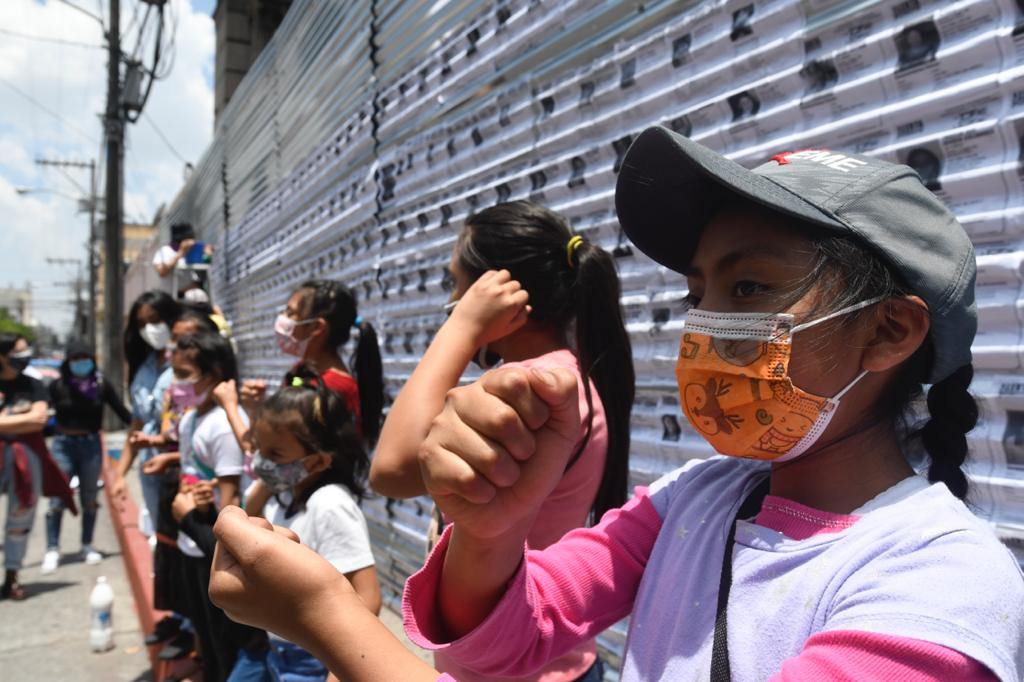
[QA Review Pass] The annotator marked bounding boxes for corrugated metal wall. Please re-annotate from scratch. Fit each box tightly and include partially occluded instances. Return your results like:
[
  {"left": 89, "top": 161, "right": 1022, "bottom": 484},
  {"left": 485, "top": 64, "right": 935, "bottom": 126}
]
[{"left": 133, "top": 0, "right": 1024, "bottom": 670}]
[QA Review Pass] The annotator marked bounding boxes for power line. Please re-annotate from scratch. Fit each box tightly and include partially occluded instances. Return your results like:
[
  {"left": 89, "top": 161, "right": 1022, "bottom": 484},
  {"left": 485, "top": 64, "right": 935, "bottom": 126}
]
[
  {"left": 0, "top": 27, "right": 103, "bottom": 49},
  {"left": 0, "top": 76, "right": 98, "bottom": 145},
  {"left": 143, "top": 111, "right": 188, "bottom": 164},
  {"left": 54, "top": 0, "right": 105, "bottom": 26}
]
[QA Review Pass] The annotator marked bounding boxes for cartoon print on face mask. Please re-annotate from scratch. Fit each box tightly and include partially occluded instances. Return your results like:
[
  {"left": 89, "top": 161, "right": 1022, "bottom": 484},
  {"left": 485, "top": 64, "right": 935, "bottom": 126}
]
[
  {"left": 684, "top": 377, "right": 744, "bottom": 435},
  {"left": 757, "top": 412, "right": 815, "bottom": 454},
  {"left": 710, "top": 337, "right": 766, "bottom": 367},
  {"left": 753, "top": 381, "right": 827, "bottom": 454}
]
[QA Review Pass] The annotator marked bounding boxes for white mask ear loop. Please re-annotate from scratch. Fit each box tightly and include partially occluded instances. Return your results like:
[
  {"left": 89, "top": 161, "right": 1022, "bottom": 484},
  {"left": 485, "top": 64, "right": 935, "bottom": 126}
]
[
  {"left": 790, "top": 296, "right": 886, "bottom": 334},
  {"left": 833, "top": 369, "right": 870, "bottom": 400}
]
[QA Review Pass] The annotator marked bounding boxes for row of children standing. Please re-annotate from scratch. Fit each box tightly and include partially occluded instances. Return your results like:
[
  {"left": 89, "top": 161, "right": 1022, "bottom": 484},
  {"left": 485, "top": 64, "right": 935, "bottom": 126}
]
[
  {"left": 109, "top": 197, "right": 630, "bottom": 682},
  {"left": 111, "top": 281, "right": 385, "bottom": 681},
  {"left": 199, "top": 129, "right": 1023, "bottom": 682}
]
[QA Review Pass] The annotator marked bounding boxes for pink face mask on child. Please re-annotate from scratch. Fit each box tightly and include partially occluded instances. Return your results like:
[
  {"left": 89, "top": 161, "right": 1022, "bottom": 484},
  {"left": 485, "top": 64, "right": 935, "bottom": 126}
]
[{"left": 170, "top": 378, "right": 208, "bottom": 409}]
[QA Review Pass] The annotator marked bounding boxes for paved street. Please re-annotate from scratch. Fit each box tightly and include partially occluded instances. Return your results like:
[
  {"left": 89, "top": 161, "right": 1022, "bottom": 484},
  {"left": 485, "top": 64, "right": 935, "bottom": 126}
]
[{"left": 0, "top": 443, "right": 151, "bottom": 682}]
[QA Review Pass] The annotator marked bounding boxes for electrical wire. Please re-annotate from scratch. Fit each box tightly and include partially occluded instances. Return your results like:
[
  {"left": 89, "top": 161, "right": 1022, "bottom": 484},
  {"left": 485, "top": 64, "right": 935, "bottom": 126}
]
[
  {"left": 0, "top": 76, "right": 98, "bottom": 145},
  {"left": 54, "top": 0, "right": 104, "bottom": 26},
  {"left": 143, "top": 111, "right": 188, "bottom": 164},
  {"left": 0, "top": 28, "right": 103, "bottom": 49}
]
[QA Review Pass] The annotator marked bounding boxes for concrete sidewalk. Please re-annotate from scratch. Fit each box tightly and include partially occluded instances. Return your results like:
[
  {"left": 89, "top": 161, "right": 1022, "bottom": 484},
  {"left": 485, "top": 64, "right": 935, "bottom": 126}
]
[{"left": 0, "top": 435, "right": 152, "bottom": 681}]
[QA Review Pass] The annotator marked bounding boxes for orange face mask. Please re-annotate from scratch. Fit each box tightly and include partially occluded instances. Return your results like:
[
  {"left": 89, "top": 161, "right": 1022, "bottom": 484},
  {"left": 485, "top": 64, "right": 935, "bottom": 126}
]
[{"left": 675, "top": 300, "right": 879, "bottom": 462}]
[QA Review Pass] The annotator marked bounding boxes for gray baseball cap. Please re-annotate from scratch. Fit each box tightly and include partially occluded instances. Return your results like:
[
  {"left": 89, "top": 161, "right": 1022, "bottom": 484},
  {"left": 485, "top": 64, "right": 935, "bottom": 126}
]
[{"left": 615, "top": 125, "right": 976, "bottom": 383}]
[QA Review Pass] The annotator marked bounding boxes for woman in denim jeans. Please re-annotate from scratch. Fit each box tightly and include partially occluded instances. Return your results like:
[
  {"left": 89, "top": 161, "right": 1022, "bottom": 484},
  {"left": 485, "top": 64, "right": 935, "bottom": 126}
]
[{"left": 42, "top": 338, "right": 132, "bottom": 572}]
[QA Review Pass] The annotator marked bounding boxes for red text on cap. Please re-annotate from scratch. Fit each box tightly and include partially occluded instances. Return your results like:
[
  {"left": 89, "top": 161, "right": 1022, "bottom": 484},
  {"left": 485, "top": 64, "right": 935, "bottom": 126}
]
[{"left": 772, "top": 149, "right": 868, "bottom": 173}]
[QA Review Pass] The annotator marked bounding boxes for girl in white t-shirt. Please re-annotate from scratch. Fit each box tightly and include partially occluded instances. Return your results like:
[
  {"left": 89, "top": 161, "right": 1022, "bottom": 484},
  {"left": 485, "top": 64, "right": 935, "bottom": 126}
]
[
  {"left": 169, "top": 332, "right": 267, "bottom": 682},
  {"left": 248, "top": 382, "right": 381, "bottom": 681}
]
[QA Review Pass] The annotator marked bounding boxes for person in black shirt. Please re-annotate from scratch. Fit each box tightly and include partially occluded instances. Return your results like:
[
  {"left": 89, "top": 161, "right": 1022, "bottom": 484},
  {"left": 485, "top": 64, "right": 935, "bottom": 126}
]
[
  {"left": 42, "top": 338, "right": 131, "bottom": 574},
  {"left": 0, "top": 333, "right": 50, "bottom": 599}
]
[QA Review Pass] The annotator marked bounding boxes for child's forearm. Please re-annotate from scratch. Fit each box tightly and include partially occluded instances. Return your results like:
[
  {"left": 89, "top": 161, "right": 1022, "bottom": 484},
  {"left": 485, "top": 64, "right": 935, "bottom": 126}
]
[
  {"left": 222, "top": 401, "right": 253, "bottom": 453},
  {"left": 371, "top": 322, "right": 478, "bottom": 498},
  {"left": 438, "top": 522, "right": 532, "bottom": 640},
  {"left": 303, "top": 591, "right": 439, "bottom": 682},
  {"left": 243, "top": 480, "right": 273, "bottom": 517}
]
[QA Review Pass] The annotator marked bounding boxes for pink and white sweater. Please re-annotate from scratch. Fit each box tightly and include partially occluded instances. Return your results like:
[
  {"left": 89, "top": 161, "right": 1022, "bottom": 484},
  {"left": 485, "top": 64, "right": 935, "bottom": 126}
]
[{"left": 404, "top": 457, "right": 1023, "bottom": 681}]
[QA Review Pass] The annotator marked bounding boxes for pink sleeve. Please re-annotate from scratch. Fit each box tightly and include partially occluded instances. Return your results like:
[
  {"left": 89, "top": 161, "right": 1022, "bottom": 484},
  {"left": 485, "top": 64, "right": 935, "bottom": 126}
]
[
  {"left": 771, "top": 630, "right": 998, "bottom": 681},
  {"left": 402, "top": 488, "right": 662, "bottom": 678}
]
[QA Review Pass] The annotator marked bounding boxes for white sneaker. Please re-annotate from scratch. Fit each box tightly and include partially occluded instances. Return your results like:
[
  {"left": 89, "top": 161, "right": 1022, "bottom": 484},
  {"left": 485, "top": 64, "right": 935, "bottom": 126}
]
[
  {"left": 41, "top": 549, "right": 60, "bottom": 574},
  {"left": 82, "top": 546, "right": 102, "bottom": 565}
]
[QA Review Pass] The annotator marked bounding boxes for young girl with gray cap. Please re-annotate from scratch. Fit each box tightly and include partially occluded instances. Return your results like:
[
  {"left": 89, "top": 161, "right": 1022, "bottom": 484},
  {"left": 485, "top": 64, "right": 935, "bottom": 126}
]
[{"left": 207, "top": 128, "right": 1023, "bottom": 682}]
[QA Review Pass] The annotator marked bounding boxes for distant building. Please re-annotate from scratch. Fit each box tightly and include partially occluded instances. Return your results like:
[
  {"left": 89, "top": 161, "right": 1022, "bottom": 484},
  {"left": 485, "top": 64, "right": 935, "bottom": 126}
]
[
  {"left": 214, "top": 0, "right": 294, "bottom": 123},
  {"left": 0, "top": 285, "right": 34, "bottom": 326},
  {"left": 96, "top": 222, "right": 158, "bottom": 323}
]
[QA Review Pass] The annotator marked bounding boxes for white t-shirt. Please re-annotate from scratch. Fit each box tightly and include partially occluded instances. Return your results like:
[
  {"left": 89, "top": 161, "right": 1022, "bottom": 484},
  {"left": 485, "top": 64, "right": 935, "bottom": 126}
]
[
  {"left": 263, "top": 483, "right": 375, "bottom": 576},
  {"left": 152, "top": 244, "right": 178, "bottom": 269},
  {"left": 177, "top": 406, "right": 248, "bottom": 557}
]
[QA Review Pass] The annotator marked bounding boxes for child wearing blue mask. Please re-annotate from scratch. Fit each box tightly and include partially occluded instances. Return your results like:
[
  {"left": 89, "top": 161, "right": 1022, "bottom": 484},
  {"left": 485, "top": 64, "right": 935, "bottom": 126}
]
[
  {"left": 246, "top": 383, "right": 380, "bottom": 681},
  {"left": 42, "top": 337, "right": 132, "bottom": 574}
]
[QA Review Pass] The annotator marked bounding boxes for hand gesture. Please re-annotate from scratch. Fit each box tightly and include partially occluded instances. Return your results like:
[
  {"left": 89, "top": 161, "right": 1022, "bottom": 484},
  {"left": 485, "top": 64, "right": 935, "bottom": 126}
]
[
  {"left": 239, "top": 379, "right": 268, "bottom": 412},
  {"left": 177, "top": 238, "right": 196, "bottom": 256},
  {"left": 210, "top": 507, "right": 355, "bottom": 645},
  {"left": 191, "top": 478, "right": 218, "bottom": 512},
  {"left": 109, "top": 473, "right": 128, "bottom": 510},
  {"left": 212, "top": 380, "right": 238, "bottom": 409},
  {"left": 418, "top": 366, "right": 580, "bottom": 542},
  {"left": 446, "top": 270, "right": 530, "bottom": 347},
  {"left": 142, "top": 453, "right": 175, "bottom": 475}
]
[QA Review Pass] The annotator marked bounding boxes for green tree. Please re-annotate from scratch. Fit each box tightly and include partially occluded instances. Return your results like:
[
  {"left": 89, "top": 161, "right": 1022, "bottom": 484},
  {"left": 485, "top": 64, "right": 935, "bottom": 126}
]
[{"left": 0, "top": 308, "right": 35, "bottom": 342}]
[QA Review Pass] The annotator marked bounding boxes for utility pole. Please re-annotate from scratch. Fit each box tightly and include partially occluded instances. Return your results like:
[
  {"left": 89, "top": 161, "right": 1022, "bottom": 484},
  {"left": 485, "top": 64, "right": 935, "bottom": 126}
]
[
  {"left": 47, "top": 258, "right": 86, "bottom": 339},
  {"left": 103, "top": 0, "right": 124, "bottom": 407},
  {"left": 35, "top": 158, "right": 98, "bottom": 349}
]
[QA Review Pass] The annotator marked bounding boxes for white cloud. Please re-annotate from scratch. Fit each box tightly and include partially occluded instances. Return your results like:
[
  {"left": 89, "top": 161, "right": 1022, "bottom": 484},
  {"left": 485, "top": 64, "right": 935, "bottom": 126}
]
[{"left": 0, "top": 0, "right": 214, "bottom": 335}]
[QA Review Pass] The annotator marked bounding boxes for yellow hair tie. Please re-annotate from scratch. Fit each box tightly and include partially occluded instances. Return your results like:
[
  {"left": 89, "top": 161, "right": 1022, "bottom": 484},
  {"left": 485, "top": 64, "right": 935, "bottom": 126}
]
[
  {"left": 313, "top": 395, "right": 325, "bottom": 425},
  {"left": 566, "top": 235, "right": 584, "bottom": 268}
]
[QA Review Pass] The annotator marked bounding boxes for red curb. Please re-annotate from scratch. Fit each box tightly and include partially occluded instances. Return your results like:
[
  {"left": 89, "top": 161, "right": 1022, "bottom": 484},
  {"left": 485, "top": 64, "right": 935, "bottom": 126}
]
[{"left": 102, "top": 440, "right": 198, "bottom": 681}]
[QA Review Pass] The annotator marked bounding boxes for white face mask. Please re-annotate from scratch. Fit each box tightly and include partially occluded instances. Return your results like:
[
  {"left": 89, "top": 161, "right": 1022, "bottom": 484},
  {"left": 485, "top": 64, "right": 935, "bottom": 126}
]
[
  {"left": 140, "top": 322, "right": 171, "bottom": 351},
  {"left": 274, "top": 314, "right": 317, "bottom": 357}
]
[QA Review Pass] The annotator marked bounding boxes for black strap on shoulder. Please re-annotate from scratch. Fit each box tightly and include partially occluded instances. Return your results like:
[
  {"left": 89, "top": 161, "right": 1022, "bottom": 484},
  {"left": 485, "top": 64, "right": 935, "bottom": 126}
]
[{"left": 710, "top": 477, "right": 770, "bottom": 682}]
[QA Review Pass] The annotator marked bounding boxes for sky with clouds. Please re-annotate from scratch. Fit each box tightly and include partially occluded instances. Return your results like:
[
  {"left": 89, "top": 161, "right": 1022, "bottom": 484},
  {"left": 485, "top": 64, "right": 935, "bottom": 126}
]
[{"left": 0, "top": 0, "right": 217, "bottom": 334}]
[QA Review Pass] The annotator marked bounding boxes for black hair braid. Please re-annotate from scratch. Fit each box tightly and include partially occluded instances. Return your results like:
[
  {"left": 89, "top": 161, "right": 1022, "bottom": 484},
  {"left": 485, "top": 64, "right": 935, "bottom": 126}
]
[{"left": 920, "top": 364, "right": 976, "bottom": 500}]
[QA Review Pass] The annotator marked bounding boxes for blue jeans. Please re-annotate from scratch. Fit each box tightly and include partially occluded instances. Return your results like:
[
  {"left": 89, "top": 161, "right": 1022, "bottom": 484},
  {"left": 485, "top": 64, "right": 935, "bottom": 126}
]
[
  {"left": 267, "top": 640, "right": 327, "bottom": 682},
  {"left": 228, "top": 647, "right": 272, "bottom": 682},
  {"left": 1, "top": 443, "right": 42, "bottom": 570},
  {"left": 136, "top": 447, "right": 163, "bottom": 535},
  {"left": 46, "top": 433, "right": 102, "bottom": 549}
]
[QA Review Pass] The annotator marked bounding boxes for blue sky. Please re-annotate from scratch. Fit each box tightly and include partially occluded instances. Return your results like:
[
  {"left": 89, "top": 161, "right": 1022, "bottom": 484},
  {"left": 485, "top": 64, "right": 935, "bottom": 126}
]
[{"left": 3, "top": 0, "right": 216, "bottom": 333}]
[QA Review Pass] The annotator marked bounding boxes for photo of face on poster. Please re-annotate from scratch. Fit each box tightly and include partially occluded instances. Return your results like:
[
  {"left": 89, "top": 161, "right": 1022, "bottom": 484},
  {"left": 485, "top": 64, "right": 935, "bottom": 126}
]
[
  {"left": 661, "top": 414, "right": 682, "bottom": 442},
  {"left": 728, "top": 90, "right": 761, "bottom": 121},
  {"left": 903, "top": 146, "right": 943, "bottom": 191},
  {"left": 894, "top": 20, "right": 941, "bottom": 71},
  {"left": 1003, "top": 411, "right": 1024, "bottom": 468},
  {"left": 799, "top": 58, "right": 839, "bottom": 95},
  {"left": 731, "top": 4, "right": 754, "bottom": 42},
  {"left": 672, "top": 34, "right": 692, "bottom": 67}
]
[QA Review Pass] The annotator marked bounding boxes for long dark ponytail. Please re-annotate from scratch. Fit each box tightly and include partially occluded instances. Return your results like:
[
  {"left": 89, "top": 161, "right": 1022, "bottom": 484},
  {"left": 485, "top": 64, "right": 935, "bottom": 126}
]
[
  {"left": 296, "top": 280, "right": 384, "bottom": 443},
  {"left": 458, "top": 200, "right": 634, "bottom": 519}
]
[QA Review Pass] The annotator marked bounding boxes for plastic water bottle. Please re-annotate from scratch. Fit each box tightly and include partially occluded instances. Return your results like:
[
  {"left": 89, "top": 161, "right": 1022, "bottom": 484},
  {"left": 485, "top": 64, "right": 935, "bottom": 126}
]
[{"left": 89, "top": 576, "right": 115, "bottom": 652}]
